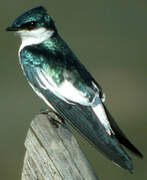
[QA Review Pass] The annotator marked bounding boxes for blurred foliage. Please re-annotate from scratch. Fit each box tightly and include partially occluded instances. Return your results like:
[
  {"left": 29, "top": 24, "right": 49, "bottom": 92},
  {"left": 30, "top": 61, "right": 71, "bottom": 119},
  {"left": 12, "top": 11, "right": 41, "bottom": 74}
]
[{"left": 0, "top": 0, "right": 146, "bottom": 179}]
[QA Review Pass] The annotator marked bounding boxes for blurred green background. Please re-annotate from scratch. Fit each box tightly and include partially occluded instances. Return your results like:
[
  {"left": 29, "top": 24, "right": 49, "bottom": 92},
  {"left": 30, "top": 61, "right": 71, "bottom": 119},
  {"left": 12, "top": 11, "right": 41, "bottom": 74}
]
[{"left": 1, "top": 0, "right": 146, "bottom": 179}]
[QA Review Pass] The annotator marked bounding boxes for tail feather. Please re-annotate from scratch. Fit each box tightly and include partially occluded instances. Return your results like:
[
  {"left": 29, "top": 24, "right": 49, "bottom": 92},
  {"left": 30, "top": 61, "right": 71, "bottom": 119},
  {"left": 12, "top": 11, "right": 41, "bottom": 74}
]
[{"left": 103, "top": 103, "right": 143, "bottom": 159}]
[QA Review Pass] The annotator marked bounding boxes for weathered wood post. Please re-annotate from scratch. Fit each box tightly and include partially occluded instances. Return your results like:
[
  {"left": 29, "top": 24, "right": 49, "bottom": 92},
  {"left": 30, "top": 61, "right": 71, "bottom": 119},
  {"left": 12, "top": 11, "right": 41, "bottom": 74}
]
[{"left": 21, "top": 112, "right": 99, "bottom": 180}]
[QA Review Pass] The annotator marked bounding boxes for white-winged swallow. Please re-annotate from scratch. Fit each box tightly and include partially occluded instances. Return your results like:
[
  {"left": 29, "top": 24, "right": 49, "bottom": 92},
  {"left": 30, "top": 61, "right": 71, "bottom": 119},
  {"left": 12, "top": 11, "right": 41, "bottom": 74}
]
[{"left": 6, "top": 6, "right": 143, "bottom": 173}]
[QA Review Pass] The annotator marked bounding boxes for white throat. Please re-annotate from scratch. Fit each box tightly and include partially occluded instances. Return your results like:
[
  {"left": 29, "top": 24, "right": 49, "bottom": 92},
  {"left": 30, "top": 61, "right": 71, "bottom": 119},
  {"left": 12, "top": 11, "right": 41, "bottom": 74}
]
[{"left": 18, "top": 27, "right": 54, "bottom": 52}]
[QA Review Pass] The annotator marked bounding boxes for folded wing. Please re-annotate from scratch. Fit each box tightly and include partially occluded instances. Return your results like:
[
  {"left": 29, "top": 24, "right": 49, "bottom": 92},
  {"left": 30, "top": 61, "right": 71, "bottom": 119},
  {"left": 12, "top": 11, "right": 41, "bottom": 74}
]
[{"left": 20, "top": 45, "right": 143, "bottom": 173}]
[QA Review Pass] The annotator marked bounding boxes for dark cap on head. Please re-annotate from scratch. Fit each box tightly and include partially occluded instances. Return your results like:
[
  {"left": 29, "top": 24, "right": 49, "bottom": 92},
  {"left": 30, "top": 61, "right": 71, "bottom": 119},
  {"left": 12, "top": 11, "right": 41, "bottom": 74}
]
[{"left": 6, "top": 6, "right": 57, "bottom": 32}]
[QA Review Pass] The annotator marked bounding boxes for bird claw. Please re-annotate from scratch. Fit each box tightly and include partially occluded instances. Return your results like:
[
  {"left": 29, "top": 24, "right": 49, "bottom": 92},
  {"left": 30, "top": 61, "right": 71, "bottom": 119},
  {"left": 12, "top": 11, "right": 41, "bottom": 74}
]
[{"left": 39, "top": 109, "right": 51, "bottom": 115}]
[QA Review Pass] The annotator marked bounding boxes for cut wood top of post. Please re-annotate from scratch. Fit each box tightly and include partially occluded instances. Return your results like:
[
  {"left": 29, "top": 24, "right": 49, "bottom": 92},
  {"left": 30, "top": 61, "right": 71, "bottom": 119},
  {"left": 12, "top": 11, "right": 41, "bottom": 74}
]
[{"left": 21, "top": 112, "right": 99, "bottom": 180}]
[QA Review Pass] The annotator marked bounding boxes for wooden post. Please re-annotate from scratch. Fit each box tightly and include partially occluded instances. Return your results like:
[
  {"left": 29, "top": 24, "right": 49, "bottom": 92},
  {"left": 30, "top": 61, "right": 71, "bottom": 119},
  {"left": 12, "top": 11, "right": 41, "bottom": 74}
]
[{"left": 21, "top": 112, "right": 99, "bottom": 180}]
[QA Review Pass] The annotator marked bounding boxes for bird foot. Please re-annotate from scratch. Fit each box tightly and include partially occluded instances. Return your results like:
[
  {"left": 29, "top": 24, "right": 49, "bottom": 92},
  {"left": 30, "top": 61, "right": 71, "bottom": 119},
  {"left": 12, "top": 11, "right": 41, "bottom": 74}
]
[
  {"left": 39, "top": 109, "right": 52, "bottom": 115},
  {"left": 39, "top": 109, "right": 65, "bottom": 128}
]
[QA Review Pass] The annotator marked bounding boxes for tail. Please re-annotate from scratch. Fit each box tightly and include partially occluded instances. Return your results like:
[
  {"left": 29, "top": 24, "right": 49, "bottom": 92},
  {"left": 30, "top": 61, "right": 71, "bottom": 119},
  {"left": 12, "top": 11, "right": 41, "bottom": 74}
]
[
  {"left": 103, "top": 103, "right": 143, "bottom": 159},
  {"left": 91, "top": 101, "right": 134, "bottom": 173}
]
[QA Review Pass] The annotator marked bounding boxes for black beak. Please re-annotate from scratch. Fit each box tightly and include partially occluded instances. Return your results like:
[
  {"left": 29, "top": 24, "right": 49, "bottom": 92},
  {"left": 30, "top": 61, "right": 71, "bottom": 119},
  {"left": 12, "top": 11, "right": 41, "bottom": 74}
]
[{"left": 6, "top": 26, "right": 18, "bottom": 31}]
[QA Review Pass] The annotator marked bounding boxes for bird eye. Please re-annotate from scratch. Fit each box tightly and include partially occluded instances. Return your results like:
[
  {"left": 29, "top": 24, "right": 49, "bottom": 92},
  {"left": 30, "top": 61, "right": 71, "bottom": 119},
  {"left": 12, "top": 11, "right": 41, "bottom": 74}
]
[
  {"left": 29, "top": 21, "right": 36, "bottom": 26},
  {"left": 22, "top": 21, "right": 37, "bottom": 29}
]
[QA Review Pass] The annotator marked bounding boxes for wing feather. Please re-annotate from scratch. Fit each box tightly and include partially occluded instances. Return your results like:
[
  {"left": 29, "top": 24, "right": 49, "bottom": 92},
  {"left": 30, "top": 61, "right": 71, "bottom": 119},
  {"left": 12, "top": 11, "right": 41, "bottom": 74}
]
[
  {"left": 19, "top": 45, "right": 142, "bottom": 172},
  {"left": 20, "top": 45, "right": 102, "bottom": 106}
]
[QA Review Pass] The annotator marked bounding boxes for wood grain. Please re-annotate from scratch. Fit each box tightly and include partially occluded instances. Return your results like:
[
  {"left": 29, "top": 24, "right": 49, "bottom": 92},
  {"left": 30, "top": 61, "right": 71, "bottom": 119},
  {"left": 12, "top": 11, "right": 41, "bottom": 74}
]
[{"left": 21, "top": 112, "right": 99, "bottom": 180}]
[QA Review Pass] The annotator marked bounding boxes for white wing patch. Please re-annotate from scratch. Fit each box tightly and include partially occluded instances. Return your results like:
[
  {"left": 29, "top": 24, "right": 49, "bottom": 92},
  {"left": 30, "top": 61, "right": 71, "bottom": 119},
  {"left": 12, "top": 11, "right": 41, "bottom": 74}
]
[
  {"left": 91, "top": 81, "right": 113, "bottom": 134},
  {"left": 56, "top": 80, "right": 91, "bottom": 105},
  {"left": 36, "top": 70, "right": 113, "bottom": 135},
  {"left": 22, "top": 63, "right": 113, "bottom": 135},
  {"left": 92, "top": 96, "right": 113, "bottom": 135},
  {"left": 35, "top": 69, "right": 93, "bottom": 105}
]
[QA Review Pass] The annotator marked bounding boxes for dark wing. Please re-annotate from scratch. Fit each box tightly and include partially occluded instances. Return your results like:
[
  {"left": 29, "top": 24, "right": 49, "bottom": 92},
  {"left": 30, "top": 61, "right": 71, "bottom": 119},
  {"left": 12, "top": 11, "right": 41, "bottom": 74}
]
[
  {"left": 20, "top": 46, "right": 136, "bottom": 173},
  {"left": 20, "top": 44, "right": 102, "bottom": 105}
]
